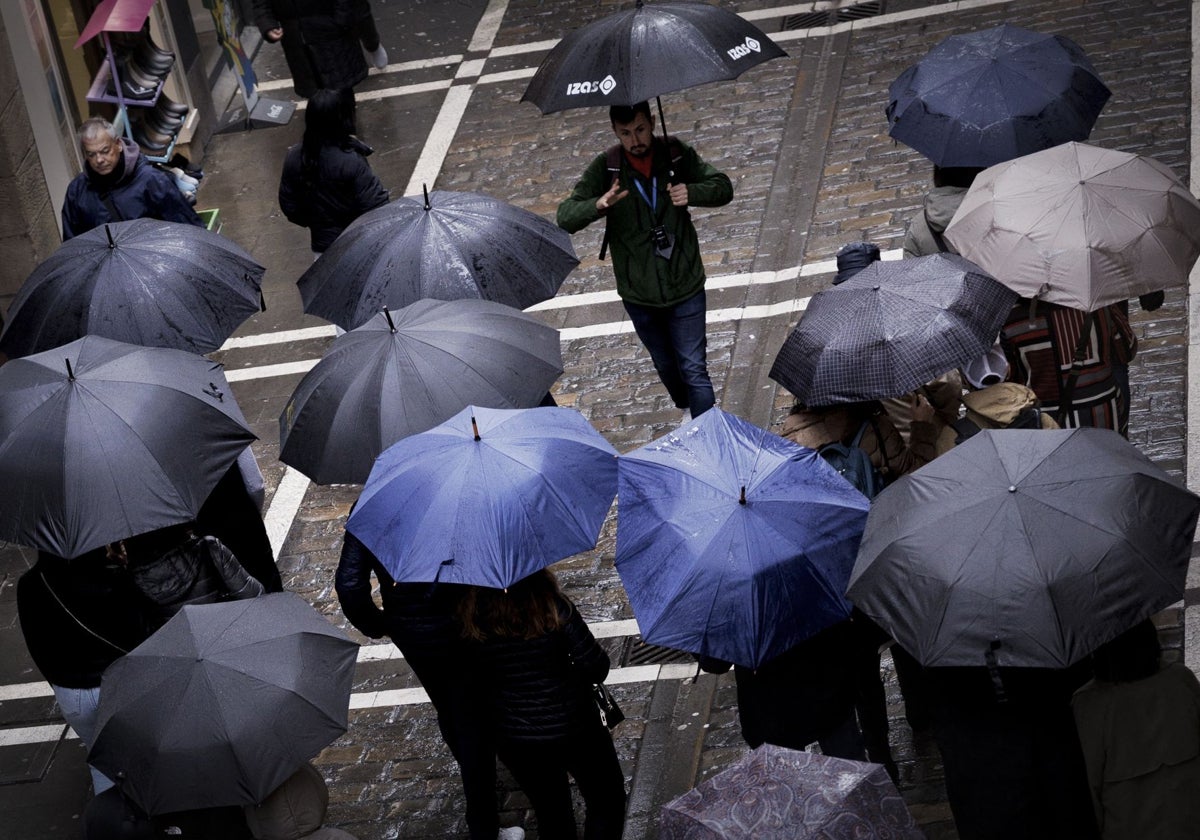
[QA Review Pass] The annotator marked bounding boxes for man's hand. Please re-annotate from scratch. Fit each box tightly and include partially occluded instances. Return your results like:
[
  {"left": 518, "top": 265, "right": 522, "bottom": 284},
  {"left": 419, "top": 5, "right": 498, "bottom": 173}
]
[
  {"left": 265, "top": 27, "right": 283, "bottom": 42},
  {"left": 668, "top": 182, "right": 689, "bottom": 207},
  {"left": 596, "top": 178, "right": 629, "bottom": 213}
]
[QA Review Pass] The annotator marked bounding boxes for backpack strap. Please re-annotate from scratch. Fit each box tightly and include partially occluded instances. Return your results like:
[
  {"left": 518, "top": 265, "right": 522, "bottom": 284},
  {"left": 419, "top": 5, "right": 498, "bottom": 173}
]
[{"left": 598, "top": 144, "right": 623, "bottom": 261}]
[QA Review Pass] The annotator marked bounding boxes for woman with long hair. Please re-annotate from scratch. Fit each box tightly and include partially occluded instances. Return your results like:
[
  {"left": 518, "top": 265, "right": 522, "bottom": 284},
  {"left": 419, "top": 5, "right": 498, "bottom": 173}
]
[
  {"left": 458, "top": 569, "right": 626, "bottom": 839},
  {"left": 278, "top": 87, "right": 388, "bottom": 258}
]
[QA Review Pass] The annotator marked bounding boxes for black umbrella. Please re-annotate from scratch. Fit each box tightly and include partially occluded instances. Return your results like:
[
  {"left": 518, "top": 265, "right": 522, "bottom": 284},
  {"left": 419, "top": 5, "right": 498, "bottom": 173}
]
[
  {"left": 847, "top": 428, "right": 1200, "bottom": 668},
  {"left": 297, "top": 188, "right": 579, "bottom": 331},
  {"left": 0, "top": 335, "right": 255, "bottom": 558},
  {"left": 0, "top": 219, "right": 265, "bottom": 358},
  {"left": 769, "top": 253, "right": 1017, "bottom": 406},
  {"left": 279, "top": 300, "right": 563, "bottom": 485},
  {"left": 88, "top": 593, "right": 358, "bottom": 815},
  {"left": 521, "top": 0, "right": 787, "bottom": 115},
  {"left": 886, "top": 24, "right": 1110, "bottom": 168}
]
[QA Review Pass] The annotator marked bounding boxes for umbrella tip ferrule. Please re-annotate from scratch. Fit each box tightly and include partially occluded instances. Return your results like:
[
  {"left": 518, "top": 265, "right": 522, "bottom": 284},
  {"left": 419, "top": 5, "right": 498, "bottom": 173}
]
[
  {"left": 471, "top": 415, "right": 481, "bottom": 441},
  {"left": 65, "top": 358, "right": 75, "bottom": 381},
  {"left": 104, "top": 224, "right": 115, "bottom": 248},
  {"left": 422, "top": 183, "right": 431, "bottom": 210},
  {"left": 383, "top": 306, "right": 397, "bottom": 333},
  {"left": 739, "top": 486, "right": 747, "bottom": 505}
]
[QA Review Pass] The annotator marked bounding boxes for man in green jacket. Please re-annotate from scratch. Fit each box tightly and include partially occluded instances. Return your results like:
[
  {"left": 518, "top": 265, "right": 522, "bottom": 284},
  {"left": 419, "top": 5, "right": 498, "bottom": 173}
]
[{"left": 557, "top": 102, "right": 733, "bottom": 419}]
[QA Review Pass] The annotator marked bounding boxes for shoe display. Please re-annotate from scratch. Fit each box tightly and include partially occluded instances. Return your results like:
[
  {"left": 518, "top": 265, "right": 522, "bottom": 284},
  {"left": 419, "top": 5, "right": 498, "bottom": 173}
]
[{"left": 104, "top": 69, "right": 157, "bottom": 102}]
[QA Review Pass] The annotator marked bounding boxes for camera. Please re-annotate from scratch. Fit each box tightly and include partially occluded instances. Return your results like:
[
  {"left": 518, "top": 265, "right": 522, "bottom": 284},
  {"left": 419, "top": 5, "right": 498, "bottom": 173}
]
[{"left": 651, "top": 225, "right": 671, "bottom": 251}]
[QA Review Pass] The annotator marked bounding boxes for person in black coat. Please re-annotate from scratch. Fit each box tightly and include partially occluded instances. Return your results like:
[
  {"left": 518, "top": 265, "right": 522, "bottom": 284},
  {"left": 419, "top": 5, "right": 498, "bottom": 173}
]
[
  {"left": 195, "top": 462, "right": 282, "bottom": 593},
  {"left": 278, "top": 87, "right": 388, "bottom": 257},
  {"left": 17, "top": 549, "right": 154, "bottom": 794},
  {"left": 457, "top": 569, "right": 627, "bottom": 840},
  {"left": 252, "top": 0, "right": 371, "bottom": 98},
  {"left": 927, "top": 660, "right": 1099, "bottom": 840},
  {"left": 334, "top": 531, "right": 504, "bottom": 840},
  {"left": 699, "top": 619, "right": 868, "bottom": 761}
]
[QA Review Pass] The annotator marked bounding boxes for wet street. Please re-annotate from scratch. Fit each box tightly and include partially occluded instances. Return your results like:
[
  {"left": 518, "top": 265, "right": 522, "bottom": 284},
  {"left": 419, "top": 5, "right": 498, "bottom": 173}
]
[{"left": 1, "top": 0, "right": 1196, "bottom": 837}]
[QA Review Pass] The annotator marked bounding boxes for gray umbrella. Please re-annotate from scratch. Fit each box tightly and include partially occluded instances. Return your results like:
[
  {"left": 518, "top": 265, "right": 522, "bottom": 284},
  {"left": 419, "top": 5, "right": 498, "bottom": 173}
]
[
  {"left": 944, "top": 142, "right": 1200, "bottom": 310},
  {"left": 279, "top": 299, "right": 563, "bottom": 485},
  {"left": 297, "top": 188, "right": 579, "bottom": 331},
  {"left": 88, "top": 593, "right": 358, "bottom": 815},
  {"left": 768, "top": 253, "right": 1016, "bottom": 406},
  {"left": 0, "top": 335, "right": 255, "bottom": 558},
  {"left": 847, "top": 428, "right": 1200, "bottom": 668},
  {"left": 660, "top": 744, "right": 922, "bottom": 839},
  {"left": 0, "top": 219, "right": 264, "bottom": 358}
]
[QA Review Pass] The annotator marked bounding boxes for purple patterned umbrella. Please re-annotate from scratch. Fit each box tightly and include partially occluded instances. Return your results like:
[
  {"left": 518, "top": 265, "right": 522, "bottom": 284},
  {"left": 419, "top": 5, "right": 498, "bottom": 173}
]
[{"left": 660, "top": 745, "right": 922, "bottom": 839}]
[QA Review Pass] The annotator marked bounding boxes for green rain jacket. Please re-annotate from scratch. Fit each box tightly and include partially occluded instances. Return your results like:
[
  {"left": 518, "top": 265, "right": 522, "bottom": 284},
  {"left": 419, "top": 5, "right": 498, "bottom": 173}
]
[{"left": 556, "top": 137, "right": 733, "bottom": 308}]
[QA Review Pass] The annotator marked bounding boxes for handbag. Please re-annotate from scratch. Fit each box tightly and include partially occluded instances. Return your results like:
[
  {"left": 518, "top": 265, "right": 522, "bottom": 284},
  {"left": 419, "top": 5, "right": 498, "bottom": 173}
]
[{"left": 592, "top": 682, "right": 625, "bottom": 730}]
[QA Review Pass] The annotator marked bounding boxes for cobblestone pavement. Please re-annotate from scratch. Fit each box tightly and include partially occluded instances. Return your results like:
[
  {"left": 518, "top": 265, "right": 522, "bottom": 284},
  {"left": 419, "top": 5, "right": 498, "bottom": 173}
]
[{"left": 0, "top": 1, "right": 1194, "bottom": 838}]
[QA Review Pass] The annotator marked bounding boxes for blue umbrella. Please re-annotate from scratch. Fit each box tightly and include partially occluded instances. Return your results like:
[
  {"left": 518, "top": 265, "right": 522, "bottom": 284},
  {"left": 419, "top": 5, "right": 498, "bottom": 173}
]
[
  {"left": 346, "top": 406, "right": 618, "bottom": 589},
  {"left": 615, "top": 408, "right": 870, "bottom": 669},
  {"left": 886, "top": 24, "right": 1110, "bottom": 168}
]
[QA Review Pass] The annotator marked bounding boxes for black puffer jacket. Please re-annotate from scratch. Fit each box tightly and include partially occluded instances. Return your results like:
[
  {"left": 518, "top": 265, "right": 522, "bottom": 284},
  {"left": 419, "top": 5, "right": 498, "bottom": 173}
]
[
  {"left": 128, "top": 535, "right": 264, "bottom": 625},
  {"left": 473, "top": 596, "right": 610, "bottom": 743},
  {"left": 278, "top": 137, "right": 388, "bottom": 252}
]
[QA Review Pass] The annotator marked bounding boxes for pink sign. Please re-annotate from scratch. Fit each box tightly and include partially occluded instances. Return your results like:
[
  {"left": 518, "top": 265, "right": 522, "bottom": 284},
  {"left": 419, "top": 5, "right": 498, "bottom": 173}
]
[{"left": 75, "top": 0, "right": 158, "bottom": 47}]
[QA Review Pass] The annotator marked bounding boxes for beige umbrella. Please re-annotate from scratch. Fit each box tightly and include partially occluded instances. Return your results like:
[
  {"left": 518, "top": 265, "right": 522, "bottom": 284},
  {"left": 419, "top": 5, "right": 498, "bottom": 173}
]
[{"left": 944, "top": 142, "right": 1200, "bottom": 311}]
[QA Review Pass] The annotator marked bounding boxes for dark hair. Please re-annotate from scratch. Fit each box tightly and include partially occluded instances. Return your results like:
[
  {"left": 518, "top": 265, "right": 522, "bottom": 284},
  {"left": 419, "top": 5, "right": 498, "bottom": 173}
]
[
  {"left": 1091, "top": 619, "right": 1161, "bottom": 683},
  {"left": 457, "top": 568, "right": 565, "bottom": 641},
  {"left": 119, "top": 522, "right": 194, "bottom": 568},
  {"left": 933, "top": 166, "right": 984, "bottom": 189},
  {"left": 301, "top": 88, "right": 357, "bottom": 175},
  {"left": 610, "top": 101, "right": 653, "bottom": 127}
]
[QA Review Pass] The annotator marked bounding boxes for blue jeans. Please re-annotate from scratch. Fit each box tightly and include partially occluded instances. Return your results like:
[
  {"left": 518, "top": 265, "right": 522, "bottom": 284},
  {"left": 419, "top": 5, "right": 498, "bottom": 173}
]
[
  {"left": 52, "top": 684, "right": 113, "bottom": 794},
  {"left": 623, "top": 290, "right": 715, "bottom": 416}
]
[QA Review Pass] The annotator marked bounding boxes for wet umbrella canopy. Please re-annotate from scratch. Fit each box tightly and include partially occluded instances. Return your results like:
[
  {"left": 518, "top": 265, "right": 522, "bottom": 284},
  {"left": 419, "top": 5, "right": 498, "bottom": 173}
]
[
  {"left": 615, "top": 408, "right": 869, "bottom": 669},
  {"left": 279, "top": 300, "right": 563, "bottom": 485},
  {"left": 0, "top": 219, "right": 264, "bottom": 358},
  {"left": 88, "top": 593, "right": 357, "bottom": 815},
  {"left": 298, "top": 188, "right": 579, "bottom": 331},
  {"left": 847, "top": 428, "right": 1200, "bottom": 668},
  {"left": 0, "top": 335, "right": 255, "bottom": 558},
  {"left": 945, "top": 142, "right": 1200, "bottom": 310},
  {"left": 886, "top": 24, "right": 1110, "bottom": 168},
  {"left": 521, "top": 0, "right": 787, "bottom": 114},
  {"left": 660, "top": 745, "right": 922, "bottom": 839},
  {"left": 347, "top": 406, "right": 618, "bottom": 589},
  {"left": 769, "top": 254, "right": 1017, "bottom": 406}
]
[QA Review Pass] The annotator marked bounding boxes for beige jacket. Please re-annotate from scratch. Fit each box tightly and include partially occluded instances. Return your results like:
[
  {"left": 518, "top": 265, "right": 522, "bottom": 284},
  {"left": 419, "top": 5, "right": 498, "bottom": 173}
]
[
  {"left": 781, "top": 404, "right": 936, "bottom": 482},
  {"left": 935, "top": 383, "right": 1059, "bottom": 455}
]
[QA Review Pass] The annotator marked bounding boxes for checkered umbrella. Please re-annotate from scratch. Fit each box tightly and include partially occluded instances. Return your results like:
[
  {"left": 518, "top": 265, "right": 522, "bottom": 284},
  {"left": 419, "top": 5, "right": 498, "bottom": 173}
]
[{"left": 768, "top": 253, "right": 1016, "bottom": 406}]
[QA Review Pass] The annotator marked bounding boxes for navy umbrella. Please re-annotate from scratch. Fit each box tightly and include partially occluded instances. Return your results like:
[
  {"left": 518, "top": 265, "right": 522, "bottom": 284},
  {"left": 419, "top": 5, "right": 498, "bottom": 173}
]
[
  {"left": 89, "top": 593, "right": 358, "bottom": 815},
  {"left": 298, "top": 189, "right": 579, "bottom": 331},
  {"left": 346, "top": 406, "right": 618, "bottom": 589},
  {"left": 0, "top": 335, "right": 255, "bottom": 558},
  {"left": 886, "top": 24, "right": 1110, "bottom": 168},
  {"left": 0, "top": 219, "right": 264, "bottom": 358},
  {"left": 769, "top": 253, "right": 1017, "bottom": 406},
  {"left": 847, "top": 429, "right": 1200, "bottom": 668},
  {"left": 279, "top": 300, "right": 563, "bottom": 485},
  {"left": 615, "top": 408, "right": 869, "bottom": 669},
  {"left": 521, "top": 0, "right": 787, "bottom": 114}
]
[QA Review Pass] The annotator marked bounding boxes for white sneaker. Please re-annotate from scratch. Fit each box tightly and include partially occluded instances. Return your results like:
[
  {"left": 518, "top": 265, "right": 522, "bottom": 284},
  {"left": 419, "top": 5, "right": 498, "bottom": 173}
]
[
  {"left": 369, "top": 45, "right": 388, "bottom": 69},
  {"left": 680, "top": 408, "right": 692, "bottom": 426},
  {"left": 497, "top": 828, "right": 525, "bottom": 840}
]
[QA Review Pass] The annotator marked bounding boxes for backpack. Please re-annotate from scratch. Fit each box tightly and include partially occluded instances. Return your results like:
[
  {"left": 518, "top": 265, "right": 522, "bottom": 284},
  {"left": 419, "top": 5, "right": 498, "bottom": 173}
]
[
  {"left": 818, "top": 419, "right": 885, "bottom": 500},
  {"left": 598, "top": 136, "right": 685, "bottom": 260},
  {"left": 952, "top": 406, "right": 1042, "bottom": 445}
]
